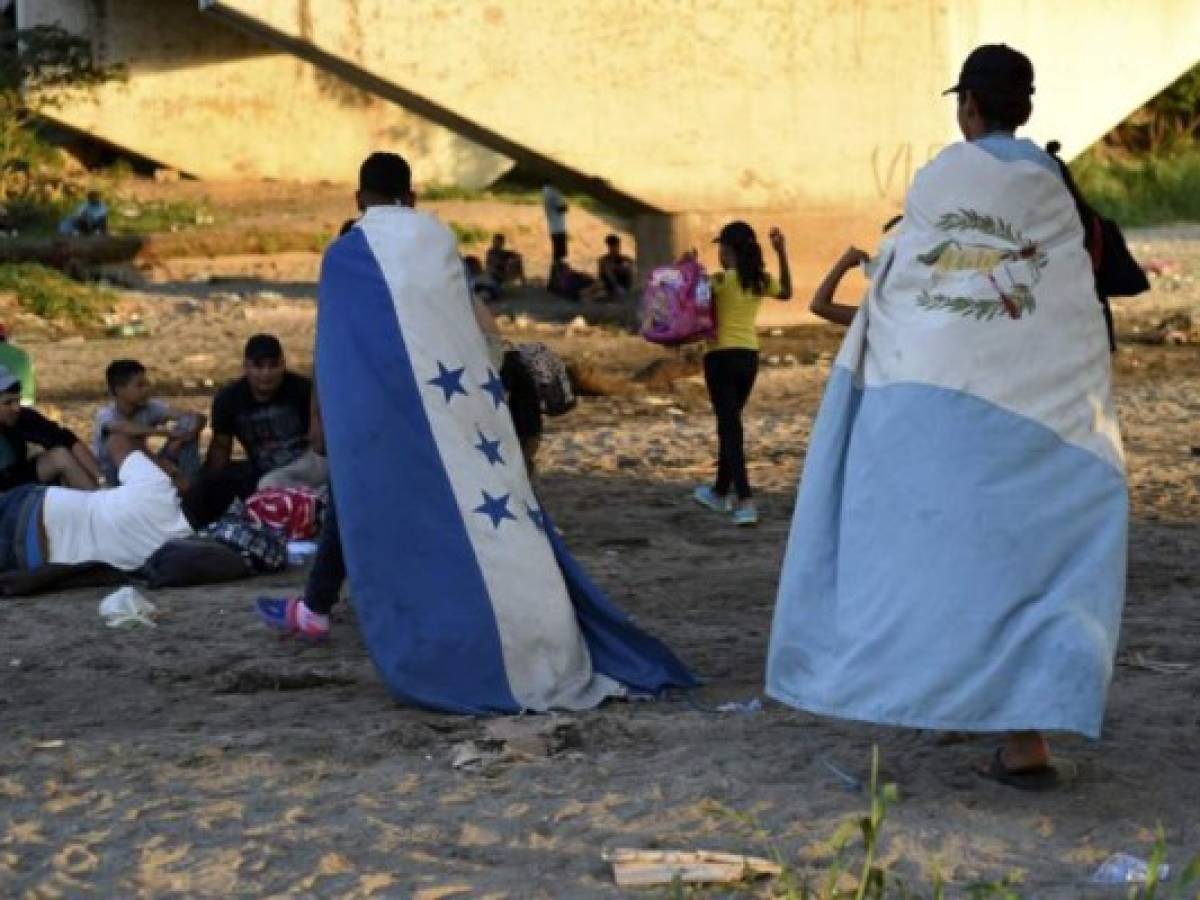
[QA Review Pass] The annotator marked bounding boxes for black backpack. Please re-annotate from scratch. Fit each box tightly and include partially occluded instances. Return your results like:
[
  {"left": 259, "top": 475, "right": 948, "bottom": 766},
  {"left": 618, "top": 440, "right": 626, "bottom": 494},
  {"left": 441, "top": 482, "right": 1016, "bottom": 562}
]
[
  {"left": 1046, "top": 141, "right": 1150, "bottom": 351},
  {"left": 515, "top": 342, "right": 577, "bottom": 416}
]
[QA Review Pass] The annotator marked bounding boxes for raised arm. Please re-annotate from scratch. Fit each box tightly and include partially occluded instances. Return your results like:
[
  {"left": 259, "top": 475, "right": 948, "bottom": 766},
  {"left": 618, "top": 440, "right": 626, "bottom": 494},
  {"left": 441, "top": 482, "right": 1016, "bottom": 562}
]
[
  {"left": 768, "top": 227, "right": 793, "bottom": 300},
  {"left": 810, "top": 247, "right": 869, "bottom": 326}
]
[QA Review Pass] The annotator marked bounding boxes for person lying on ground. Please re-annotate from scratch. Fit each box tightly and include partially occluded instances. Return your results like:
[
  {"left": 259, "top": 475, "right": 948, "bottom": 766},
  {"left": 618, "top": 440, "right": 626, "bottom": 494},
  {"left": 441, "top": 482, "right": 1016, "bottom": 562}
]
[
  {"left": 485, "top": 233, "right": 525, "bottom": 287},
  {"left": 58, "top": 190, "right": 108, "bottom": 237},
  {"left": 0, "top": 431, "right": 193, "bottom": 574},
  {"left": 94, "top": 359, "right": 206, "bottom": 488},
  {"left": 597, "top": 234, "right": 636, "bottom": 299},
  {"left": 0, "top": 365, "right": 101, "bottom": 491}
]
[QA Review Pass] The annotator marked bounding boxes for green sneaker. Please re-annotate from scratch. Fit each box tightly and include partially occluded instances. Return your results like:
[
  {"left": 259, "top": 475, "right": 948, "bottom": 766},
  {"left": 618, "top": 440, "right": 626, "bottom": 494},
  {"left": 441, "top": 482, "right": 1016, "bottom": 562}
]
[
  {"left": 732, "top": 503, "right": 759, "bottom": 527},
  {"left": 692, "top": 485, "right": 731, "bottom": 513}
]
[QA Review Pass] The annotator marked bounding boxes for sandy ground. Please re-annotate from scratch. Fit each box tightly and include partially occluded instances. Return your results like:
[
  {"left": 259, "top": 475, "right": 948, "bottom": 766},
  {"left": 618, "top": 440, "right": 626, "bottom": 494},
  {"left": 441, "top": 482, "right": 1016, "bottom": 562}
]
[{"left": 1, "top": 225, "right": 1199, "bottom": 897}]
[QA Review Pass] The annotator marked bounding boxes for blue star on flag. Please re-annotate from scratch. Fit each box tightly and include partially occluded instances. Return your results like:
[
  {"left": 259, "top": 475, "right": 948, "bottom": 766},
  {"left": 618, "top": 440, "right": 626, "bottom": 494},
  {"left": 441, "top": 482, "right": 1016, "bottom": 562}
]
[
  {"left": 526, "top": 501, "right": 546, "bottom": 531},
  {"left": 474, "top": 490, "right": 517, "bottom": 529},
  {"left": 428, "top": 361, "right": 468, "bottom": 403},
  {"left": 480, "top": 367, "right": 506, "bottom": 409},
  {"left": 474, "top": 428, "right": 505, "bottom": 466}
]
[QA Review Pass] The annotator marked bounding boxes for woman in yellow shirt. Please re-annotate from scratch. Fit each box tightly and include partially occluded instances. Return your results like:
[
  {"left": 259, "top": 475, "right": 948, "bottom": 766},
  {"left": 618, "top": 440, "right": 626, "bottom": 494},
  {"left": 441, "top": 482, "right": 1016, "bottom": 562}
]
[{"left": 693, "top": 221, "right": 792, "bottom": 525}]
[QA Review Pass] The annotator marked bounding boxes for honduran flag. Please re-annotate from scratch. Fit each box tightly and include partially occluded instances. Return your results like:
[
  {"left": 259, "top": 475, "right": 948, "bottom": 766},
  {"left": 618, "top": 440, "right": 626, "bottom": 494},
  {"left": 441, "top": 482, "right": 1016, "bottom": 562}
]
[
  {"left": 316, "top": 205, "right": 695, "bottom": 714},
  {"left": 767, "top": 142, "right": 1128, "bottom": 739}
]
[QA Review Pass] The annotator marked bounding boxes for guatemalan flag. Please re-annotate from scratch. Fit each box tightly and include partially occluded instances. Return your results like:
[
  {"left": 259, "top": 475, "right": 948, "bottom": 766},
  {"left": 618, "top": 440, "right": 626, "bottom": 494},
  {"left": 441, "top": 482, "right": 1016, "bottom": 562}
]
[
  {"left": 767, "top": 142, "right": 1128, "bottom": 739},
  {"left": 317, "top": 205, "right": 695, "bottom": 714}
]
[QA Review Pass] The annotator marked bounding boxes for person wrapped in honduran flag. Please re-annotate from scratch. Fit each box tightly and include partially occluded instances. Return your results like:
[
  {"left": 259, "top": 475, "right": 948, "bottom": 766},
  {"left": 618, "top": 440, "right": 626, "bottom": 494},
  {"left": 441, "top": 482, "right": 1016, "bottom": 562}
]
[{"left": 292, "top": 152, "right": 695, "bottom": 714}]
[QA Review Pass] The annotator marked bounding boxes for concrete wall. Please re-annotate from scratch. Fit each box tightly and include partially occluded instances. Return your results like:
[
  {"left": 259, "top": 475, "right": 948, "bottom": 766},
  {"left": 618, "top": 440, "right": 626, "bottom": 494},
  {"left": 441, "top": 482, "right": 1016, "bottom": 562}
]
[
  {"left": 18, "top": 1, "right": 1200, "bottom": 321},
  {"left": 16, "top": 0, "right": 511, "bottom": 185},
  {"left": 203, "top": 0, "right": 1200, "bottom": 211}
]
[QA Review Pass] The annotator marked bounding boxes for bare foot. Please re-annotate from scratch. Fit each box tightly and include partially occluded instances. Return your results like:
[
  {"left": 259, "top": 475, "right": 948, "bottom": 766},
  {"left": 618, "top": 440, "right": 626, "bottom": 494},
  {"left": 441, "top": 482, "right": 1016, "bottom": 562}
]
[{"left": 1000, "top": 731, "right": 1051, "bottom": 772}]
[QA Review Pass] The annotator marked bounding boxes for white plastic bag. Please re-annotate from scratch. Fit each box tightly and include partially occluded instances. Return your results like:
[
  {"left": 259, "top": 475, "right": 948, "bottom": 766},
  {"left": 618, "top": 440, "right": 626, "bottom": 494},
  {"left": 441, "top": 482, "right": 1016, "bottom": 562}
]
[{"left": 98, "top": 587, "right": 157, "bottom": 628}]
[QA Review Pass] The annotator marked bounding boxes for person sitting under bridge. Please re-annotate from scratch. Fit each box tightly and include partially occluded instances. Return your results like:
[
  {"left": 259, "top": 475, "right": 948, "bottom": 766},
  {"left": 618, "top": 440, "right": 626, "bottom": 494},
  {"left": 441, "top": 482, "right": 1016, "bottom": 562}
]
[
  {"left": 597, "top": 234, "right": 636, "bottom": 300},
  {"left": 58, "top": 190, "right": 109, "bottom": 237},
  {"left": 485, "top": 233, "right": 526, "bottom": 288}
]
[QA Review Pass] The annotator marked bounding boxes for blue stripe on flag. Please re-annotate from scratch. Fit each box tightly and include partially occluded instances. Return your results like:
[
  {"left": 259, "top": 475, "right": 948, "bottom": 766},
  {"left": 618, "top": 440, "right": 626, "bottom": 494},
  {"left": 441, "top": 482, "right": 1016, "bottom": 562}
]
[
  {"left": 768, "top": 367, "right": 1127, "bottom": 737},
  {"left": 316, "top": 230, "right": 518, "bottom": 713},
  {"left": 544, "top": 515, "right": 699, "bottom": 694}
]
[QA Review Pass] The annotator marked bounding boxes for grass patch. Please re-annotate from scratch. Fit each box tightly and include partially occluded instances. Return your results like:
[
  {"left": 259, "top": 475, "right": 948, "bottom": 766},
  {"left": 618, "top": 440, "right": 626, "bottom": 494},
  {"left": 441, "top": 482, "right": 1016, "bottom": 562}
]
[
  {"left": 420, "top": 183, "right": 541, "bottom": 205},
  {"left": 4, "top": 195, "right": 74, "bottom": 235},
  {"left": 0, "top": 263, "right": 113, "bottom": 325},
  {"left": 4, "top": 194, "right": 217, "bottom": 239},
  {"left": 449, "top": 220, "right": 491, "bottom": 245},
  {"left": 110, "top": 198, "right": 216, "bottom": 235},
  {"left": 1071, "top": 149, "right": 1200, "bottom": 227},
  {"left": 703, "top": 748, "right": 1200, "bottom": 898}
]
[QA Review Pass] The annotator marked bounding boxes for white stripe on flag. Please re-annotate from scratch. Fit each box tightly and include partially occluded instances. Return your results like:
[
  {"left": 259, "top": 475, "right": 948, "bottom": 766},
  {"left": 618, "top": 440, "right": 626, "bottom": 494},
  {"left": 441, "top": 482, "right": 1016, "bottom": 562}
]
[{"left": 359, "top": 207, "right": 621, "bottom": 710}]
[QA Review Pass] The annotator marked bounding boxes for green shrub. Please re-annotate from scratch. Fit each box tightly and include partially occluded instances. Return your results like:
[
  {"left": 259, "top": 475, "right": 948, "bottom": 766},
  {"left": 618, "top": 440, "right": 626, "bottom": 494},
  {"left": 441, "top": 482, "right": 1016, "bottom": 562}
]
[
  {"left": 0, "top": 263, "right": 113, "bottom": 325},
  {"left": 1071, "top": 149, "right": 1200, "bottom": 227}
]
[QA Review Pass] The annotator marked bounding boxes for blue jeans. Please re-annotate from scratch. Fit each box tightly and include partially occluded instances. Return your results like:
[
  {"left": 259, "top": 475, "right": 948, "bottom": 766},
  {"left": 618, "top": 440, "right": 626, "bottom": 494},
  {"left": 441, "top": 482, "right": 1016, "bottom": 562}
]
[{"left": 0, "top": 484, "right": 47, "bottom": 572}]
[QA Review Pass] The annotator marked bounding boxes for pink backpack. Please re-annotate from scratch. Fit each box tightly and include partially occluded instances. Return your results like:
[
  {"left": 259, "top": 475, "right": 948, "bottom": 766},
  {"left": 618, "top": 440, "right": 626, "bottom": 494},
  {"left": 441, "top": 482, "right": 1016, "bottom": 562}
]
[{"left": 639, "top": 258, "right": 715, "bottom": 345}]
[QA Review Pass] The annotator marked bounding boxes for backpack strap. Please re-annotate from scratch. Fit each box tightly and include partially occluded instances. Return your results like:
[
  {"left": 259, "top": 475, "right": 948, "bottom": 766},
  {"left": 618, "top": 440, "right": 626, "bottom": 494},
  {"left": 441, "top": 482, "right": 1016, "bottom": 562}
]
[
  {"left": 1046, "top": 140, "right": 1101, "bottom": 270},
  {"left": 1046, "top": 140, "right": 1116, "bottom": 352}
]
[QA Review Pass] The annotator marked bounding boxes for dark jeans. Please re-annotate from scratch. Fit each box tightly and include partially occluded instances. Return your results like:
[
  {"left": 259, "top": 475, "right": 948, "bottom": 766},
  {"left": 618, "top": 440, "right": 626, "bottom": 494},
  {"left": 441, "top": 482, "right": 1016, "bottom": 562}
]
[
  {"left": 181, "top": 461, "right": 258, "bottom": 529},
  {"left": 500, "top": 350, "right": 543, "bottom": 442},
  {"left": 548, "top": 232, "right": 568, "bottom": 285},
  {"left": 550, "top": 231, "right": 568, "bottom": 261},
  {"left": 0, "top": 483, "right": 47, "bottom": 572},
  {"left": 703, "top": 349, "right": 759, "bottom": 500},
  {"left": 305, "top": 494, "right": 345, "bottom": 615}
]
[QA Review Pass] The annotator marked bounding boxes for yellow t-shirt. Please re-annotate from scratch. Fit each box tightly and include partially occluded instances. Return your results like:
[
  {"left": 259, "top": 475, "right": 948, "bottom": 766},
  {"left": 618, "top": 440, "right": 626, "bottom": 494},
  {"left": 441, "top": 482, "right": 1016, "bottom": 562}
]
[{"left": 710, "top": 270, "right": 780, "bottom": 351}]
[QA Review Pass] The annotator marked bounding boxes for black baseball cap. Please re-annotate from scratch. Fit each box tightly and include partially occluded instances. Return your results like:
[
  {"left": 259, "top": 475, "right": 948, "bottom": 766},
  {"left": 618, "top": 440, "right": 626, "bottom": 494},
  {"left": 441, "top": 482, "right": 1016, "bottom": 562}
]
[
  {"left": 358, "top": 151, "right": 412, "bottom": 199},
  {"left": 943, "top": 44, "right": 1035, "bottom": 97},
  {"left": 713, "top": 220, "right": 757, "bottom": 246},
  {"left": 244, "top": 333, "right": 283, "bottom": 362}
]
